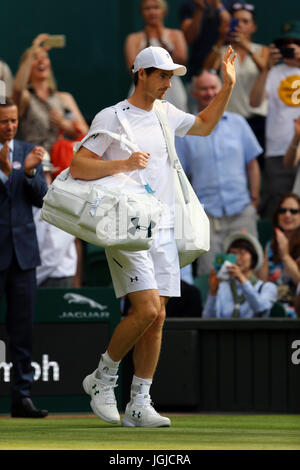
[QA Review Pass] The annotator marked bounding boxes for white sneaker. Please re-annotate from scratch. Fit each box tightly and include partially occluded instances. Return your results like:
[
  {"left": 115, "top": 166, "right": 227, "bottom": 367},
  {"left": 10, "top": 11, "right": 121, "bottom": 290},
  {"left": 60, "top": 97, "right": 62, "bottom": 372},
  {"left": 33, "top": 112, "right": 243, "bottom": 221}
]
[
  {"left": 82, "top": 370, "right": 120, "bottom": 424},
  {"left": 122, "top": 393, "right": 171, "bottom": 428}
]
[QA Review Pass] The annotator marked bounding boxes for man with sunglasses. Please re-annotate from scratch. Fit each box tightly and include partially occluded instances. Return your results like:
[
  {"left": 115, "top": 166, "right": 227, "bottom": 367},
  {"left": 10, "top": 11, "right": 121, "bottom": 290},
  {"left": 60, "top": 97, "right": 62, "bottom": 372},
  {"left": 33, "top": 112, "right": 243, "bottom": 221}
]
[{"left": 250, "top": 20, "right": 300, "bottom": 218}]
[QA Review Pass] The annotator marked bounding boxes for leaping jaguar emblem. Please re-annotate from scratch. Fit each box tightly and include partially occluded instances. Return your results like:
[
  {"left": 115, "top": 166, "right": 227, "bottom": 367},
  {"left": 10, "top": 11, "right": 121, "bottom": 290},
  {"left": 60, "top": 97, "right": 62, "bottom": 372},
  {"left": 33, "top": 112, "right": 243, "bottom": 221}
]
[{"left": 63, "top": 293, "right": 107, "bottom": 311}]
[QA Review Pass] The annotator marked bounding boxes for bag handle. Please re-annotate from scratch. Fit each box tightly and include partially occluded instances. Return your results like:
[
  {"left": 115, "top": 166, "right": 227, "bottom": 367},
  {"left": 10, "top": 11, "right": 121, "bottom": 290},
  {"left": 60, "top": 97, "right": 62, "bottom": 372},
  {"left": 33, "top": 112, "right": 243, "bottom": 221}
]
[{"left": 76, "top": 117, "right": 155, "bottom": 194}]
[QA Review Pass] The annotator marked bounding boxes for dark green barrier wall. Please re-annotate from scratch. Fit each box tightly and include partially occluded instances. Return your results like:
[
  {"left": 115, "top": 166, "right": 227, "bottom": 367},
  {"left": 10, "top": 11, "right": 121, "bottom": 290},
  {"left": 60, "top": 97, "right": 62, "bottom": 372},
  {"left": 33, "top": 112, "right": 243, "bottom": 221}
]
[
  {"left": 124, "top": 318, "right": 300, "bottom": 413},
  {"left": 0, "top": 287, "right": 121, "bottom": 413},
  {"left": 1, "top": 0, "right": 298, "bottom": 121}
]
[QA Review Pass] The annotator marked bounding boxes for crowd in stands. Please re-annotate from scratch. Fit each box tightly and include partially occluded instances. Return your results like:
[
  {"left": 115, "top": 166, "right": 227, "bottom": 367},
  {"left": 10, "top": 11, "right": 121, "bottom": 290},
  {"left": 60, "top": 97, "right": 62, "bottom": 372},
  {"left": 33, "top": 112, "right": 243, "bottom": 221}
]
[{"left": 1, "top": 0, "right": 300, "bottom": 319}]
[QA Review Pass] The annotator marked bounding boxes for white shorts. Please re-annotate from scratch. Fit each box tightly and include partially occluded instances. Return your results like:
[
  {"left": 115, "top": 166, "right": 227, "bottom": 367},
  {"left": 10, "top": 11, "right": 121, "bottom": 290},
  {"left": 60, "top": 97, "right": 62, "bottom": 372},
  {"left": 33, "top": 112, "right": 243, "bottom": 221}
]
[{"left": 105, "top": 229, "right": 180, "bottom": 298}]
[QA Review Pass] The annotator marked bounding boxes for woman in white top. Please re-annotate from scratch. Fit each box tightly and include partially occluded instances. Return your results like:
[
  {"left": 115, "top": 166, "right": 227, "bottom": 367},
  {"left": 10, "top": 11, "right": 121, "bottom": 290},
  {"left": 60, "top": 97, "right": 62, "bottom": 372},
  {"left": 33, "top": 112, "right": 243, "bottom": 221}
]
[
  {"left": 124, "top": 0, "right": 188, "bottom": 111},
  {"left": 204, "top": 3, "right": 269, "bottom": 153}
]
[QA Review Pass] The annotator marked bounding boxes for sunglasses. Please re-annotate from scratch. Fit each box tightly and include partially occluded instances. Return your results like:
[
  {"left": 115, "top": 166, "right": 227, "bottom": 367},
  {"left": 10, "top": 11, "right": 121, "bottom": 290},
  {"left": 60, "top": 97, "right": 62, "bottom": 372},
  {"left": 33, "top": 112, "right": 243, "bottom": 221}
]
[
  {"left": 232, "top": 2, "right": 255, "bottom": 11},
  {"left": 278, "top": 207, "right": 300, "bottom": 215}
]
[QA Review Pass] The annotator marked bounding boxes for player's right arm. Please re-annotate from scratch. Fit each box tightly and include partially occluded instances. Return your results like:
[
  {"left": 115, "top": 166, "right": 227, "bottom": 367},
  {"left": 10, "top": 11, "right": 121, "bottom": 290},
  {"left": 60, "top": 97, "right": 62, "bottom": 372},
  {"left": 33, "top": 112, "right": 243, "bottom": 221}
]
[{"left": 70, "top": 147, "right": 149, "bottom": 181}]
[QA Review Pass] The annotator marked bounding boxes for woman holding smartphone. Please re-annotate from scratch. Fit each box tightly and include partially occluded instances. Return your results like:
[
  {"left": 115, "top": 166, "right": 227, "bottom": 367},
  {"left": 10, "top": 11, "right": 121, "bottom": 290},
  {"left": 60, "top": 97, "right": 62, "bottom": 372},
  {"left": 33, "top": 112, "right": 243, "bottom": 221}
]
[
  {"left": 203, "top": 3, "right": 269, "bottom": 155},
  {"left": 13, "top": 33, "right": 88, "bottom": 154},
  {"left": 203, "top": 232, "right": 277, "bottom": 318},
  {"left": 13, "top": 34, "right": 88, "bottom": 289}
]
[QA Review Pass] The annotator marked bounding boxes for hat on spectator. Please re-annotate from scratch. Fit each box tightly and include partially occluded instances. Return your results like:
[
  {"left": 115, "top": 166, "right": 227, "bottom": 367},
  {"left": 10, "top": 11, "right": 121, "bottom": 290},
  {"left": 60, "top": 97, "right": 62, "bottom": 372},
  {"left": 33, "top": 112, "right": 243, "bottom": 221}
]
[
  {"left": 132, "top": 46, "right": 187, "bottom": 76},
  {"left": 223, "top": 231, "right": 264, "bottom": 272},
  {"left": 275, "top": 20, "right": 300, "bottom": 42}
]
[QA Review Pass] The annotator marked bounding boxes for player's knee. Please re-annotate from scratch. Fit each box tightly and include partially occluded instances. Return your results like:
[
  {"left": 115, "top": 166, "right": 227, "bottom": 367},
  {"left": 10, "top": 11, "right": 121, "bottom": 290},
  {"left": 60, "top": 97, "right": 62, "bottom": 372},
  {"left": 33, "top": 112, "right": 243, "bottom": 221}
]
[
  {"left": 130, "top": 293, "right": 161, "bottom": 328},
  {"left": 143, "top": 302, "right": 160, "bottom": 326},
  {"left": 155, "top": 307, "right": 166, "bottom": 326}
]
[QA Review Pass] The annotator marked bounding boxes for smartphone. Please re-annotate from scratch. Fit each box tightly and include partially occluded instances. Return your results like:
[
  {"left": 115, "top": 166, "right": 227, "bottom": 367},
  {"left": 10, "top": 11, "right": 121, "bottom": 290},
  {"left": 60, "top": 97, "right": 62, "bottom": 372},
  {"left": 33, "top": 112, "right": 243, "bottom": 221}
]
[
  {"left": 42, "top": 35, "right": 66, "bottom": 48},
  {"left": 214, "top": 253, "right": 237, "bottom": 272},
  {"left": 229, "top": 18, "right": 239, "bottom": 34}
]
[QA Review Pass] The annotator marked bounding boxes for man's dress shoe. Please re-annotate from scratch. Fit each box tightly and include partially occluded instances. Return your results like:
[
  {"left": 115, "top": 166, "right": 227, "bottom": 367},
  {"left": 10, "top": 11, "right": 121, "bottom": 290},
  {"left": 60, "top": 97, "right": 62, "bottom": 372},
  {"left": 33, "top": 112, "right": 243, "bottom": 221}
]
[{"left": 11, "top": 397, "right": 48, "bottom": 418}]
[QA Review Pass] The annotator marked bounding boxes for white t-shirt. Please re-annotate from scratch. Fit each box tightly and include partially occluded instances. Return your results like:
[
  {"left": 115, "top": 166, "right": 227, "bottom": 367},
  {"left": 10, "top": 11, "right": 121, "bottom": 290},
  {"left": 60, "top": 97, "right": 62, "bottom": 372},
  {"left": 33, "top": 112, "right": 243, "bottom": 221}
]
[
  {"left": 220, "top": 43, "right": 268, "bottom": 118},
  {"left": 265, "top": 64, "right": 300, "bottom": 157},
  {"left": 83, "top": 99, "right": 195, "bottom": 228},
  {"left": 34, "top": 208, "right": 77, "bottom": 285}
]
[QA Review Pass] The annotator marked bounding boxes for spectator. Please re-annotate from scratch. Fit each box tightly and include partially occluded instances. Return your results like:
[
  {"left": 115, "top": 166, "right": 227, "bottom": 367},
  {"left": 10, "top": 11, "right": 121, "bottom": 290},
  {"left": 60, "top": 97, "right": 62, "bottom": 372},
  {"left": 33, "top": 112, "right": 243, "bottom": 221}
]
[
  {"left": 13, "top": 33, "right": 88, "bottom": 288},
  {"left": 283, "top": 116, "right": 300, "bottom": 196},
  {"left": 0, "top": 59, "right": 13, "bottom": 98},
  {"left": 34, "top": 209, "right": 77, "bottom": 288},
  {"left": 13, "top": 33, "right": 88, "bottom": 154},
  {"left": 180, "top": 0, "right": 234, "bottom": 80},
  {"left": 204, "top": 2, "right": 269, "bottom": 157},
  {"left": 0, "top": 98, "right": 49, "bottom": 417},
  {"left": 175, "top": 70, "right": 262, "bottom": 275},
  {"left": 259, "top": 193, "right": 300, "bottom": 318},
  {"left": 250, "top": 20, "right": 300, "bottom": 218},
  {"left": 125, "top": 0, "right": 188, "bottom": 111},
  {"left": 203, "top": 232, "right": 277, "bottom": 318}
]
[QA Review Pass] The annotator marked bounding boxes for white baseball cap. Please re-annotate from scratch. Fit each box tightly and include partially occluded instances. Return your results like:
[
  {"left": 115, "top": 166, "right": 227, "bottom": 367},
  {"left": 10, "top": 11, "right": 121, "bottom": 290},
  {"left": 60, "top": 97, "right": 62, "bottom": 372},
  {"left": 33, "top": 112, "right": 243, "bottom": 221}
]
[{"left": 132, "top": 46, "right": 187, "bottom": 76}]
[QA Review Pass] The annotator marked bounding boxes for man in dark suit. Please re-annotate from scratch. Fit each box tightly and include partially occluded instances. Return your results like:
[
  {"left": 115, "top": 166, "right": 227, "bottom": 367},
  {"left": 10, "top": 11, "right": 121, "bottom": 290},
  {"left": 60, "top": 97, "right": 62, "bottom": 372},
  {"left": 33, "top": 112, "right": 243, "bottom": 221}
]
[{"left": 0, "top": 97, "right": 49, "bottom": 417}]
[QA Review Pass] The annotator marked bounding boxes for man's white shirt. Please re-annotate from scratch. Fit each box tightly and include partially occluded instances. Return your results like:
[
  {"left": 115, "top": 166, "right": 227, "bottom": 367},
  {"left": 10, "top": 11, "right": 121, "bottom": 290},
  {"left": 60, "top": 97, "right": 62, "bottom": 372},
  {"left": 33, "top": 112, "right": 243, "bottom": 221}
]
[
  {"left": 83, "top": 100, "right": 195, "bottom": 228},
  {"left": 0, "top": 140, "right": 13, "bottom": 184}
]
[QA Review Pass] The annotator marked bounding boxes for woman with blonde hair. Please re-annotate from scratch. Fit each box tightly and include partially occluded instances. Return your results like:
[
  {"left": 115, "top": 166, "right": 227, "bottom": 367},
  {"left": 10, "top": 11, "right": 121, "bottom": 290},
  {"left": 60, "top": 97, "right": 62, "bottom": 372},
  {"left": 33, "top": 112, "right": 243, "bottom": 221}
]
[
  {"left": 13, "top": 33, "right": 88, "bottom": 153},
  {"left": 125, "top": 0, "right": 188, "bottom": 111},
  {"left": 13, "top": 34, "right": 88, "bottom": 289}
]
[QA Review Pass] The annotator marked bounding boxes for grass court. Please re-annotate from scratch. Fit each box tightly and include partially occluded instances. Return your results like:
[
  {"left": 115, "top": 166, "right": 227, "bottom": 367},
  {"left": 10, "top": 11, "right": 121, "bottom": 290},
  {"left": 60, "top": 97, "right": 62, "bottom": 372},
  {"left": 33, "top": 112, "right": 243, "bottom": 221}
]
[{"left": 0, "top": 413, "right": 299, "bottom": 450}]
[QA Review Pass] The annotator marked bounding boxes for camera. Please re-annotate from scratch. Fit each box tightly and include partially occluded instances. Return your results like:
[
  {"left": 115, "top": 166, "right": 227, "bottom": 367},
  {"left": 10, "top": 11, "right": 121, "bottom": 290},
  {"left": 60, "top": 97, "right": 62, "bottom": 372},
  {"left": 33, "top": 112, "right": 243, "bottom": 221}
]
[
  {"left": 280, "top": 47, "right": 294, "bottom": 59},
  {"left": 274, "top": 39, "right": 295, "bottom": 59}
]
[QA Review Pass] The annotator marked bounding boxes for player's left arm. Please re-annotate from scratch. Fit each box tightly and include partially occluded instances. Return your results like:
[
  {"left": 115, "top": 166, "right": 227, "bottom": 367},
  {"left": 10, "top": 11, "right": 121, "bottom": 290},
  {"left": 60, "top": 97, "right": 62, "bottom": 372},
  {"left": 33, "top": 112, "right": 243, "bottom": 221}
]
[{"left": 187, "top": 45, "right": 237, "bottom": 136}]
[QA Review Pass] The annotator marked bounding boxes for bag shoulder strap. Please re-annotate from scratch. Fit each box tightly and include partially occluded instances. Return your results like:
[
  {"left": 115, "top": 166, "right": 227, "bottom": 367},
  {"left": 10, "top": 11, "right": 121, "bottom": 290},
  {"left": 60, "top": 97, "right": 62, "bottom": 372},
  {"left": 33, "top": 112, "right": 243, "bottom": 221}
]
[
  {"left": 154, "top": 100, "right": 190, "bottom": 203},
  {"left": 154, "top": 100, "right": 179, "bottom": 168},
  {"left": 76, "top": 127, "right": 138, "bottom": 154},
  {"left": 114, "top": 103, "right": 139, "bottom": 148}
]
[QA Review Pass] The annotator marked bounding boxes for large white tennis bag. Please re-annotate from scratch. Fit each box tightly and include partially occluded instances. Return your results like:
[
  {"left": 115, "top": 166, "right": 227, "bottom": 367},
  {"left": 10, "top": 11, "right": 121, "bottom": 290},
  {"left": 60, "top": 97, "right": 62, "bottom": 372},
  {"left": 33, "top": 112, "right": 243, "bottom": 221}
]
[{"left": 41, "top": 131, "right": 162, "bottom": 251}]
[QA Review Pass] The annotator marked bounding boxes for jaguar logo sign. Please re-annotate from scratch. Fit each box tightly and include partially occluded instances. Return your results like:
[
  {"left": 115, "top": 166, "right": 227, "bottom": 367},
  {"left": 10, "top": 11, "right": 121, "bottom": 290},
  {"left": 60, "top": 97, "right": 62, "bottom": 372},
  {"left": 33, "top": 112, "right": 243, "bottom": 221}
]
[
  {"left": 59, "top": 293, "right": 110, "bottom": 320},
  {"left": 63, "top": 293, "right": 107, "bottom": 310}
]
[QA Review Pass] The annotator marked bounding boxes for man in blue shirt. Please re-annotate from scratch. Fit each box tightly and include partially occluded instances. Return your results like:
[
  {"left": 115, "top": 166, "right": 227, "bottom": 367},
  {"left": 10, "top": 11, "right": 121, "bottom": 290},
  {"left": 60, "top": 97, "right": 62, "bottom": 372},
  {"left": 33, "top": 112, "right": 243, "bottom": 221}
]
[{"left": 175, "top": 70, "right": 262, "bottom": 275}]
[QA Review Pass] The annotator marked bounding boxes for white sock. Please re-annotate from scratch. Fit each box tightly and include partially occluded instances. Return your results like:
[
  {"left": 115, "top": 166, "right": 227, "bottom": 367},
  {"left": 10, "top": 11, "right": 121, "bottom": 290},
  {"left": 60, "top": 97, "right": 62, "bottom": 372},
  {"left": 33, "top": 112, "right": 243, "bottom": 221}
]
[
  {"left": 96, "top": 351, "right": 120, "bottom": 378},
  {"left": 130, "top": 375, "right": 152, "bottom": 399}
]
